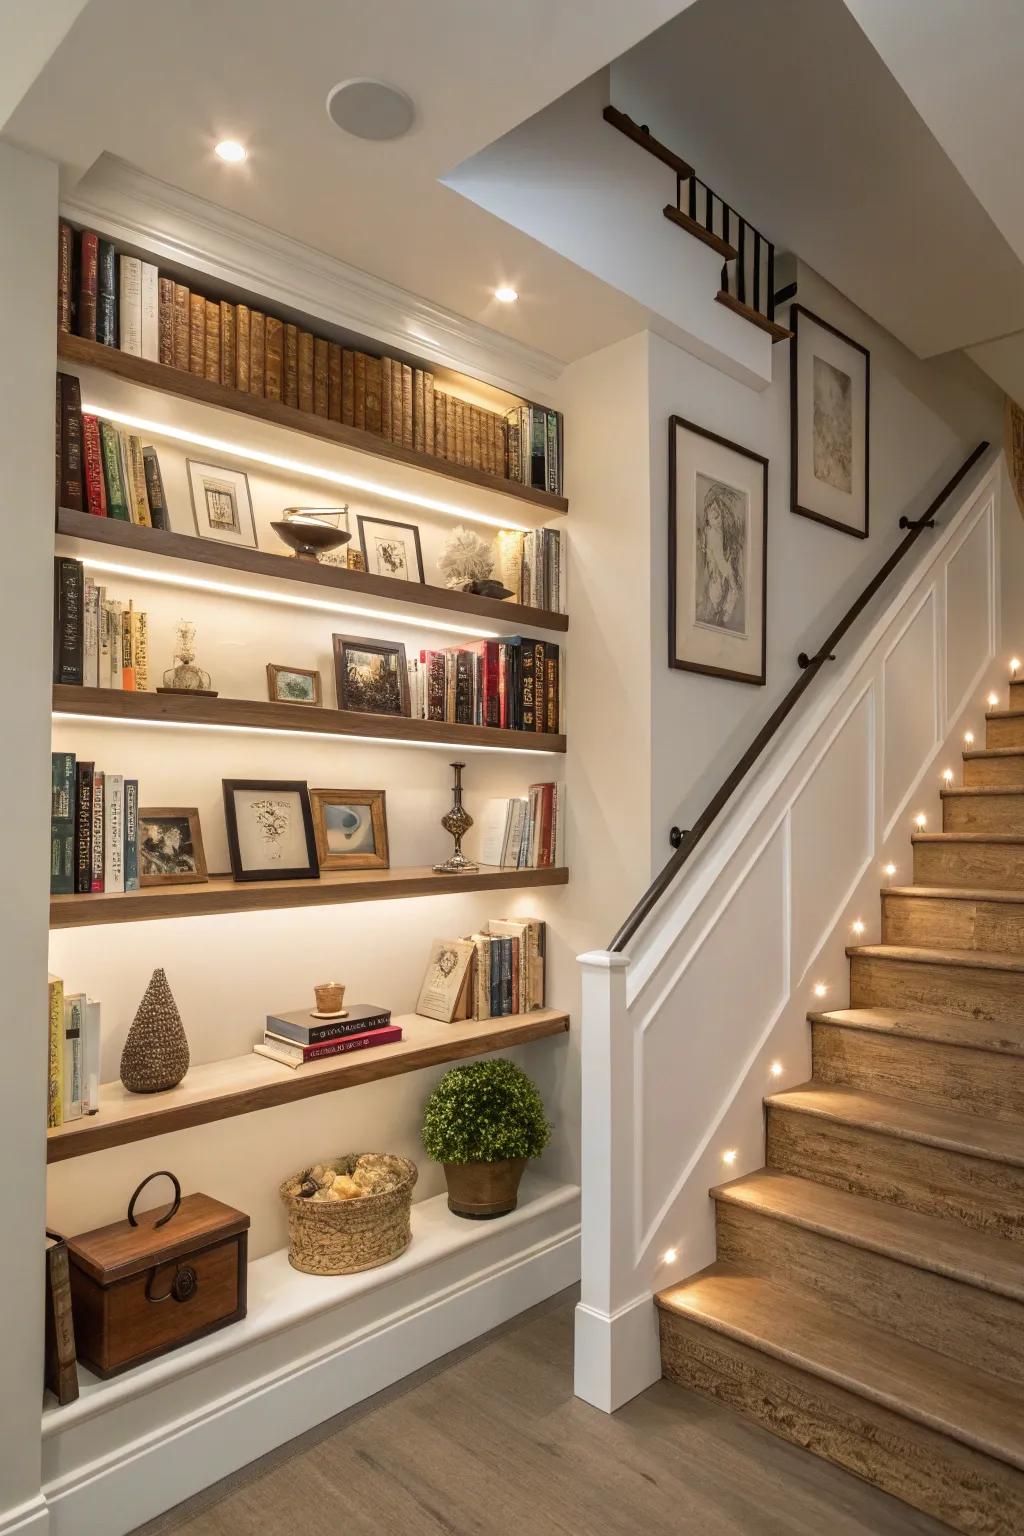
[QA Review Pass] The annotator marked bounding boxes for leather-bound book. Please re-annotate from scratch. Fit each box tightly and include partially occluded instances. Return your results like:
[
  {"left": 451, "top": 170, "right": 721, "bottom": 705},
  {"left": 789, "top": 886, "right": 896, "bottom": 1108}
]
[
  {"left": 365, "top": 356, "right": 382, "bottom": 434},
  {"left": 424, "top": 374, "right": 435, "bottom": 456},
  {"left": 446, "top": 395, "right": 456, "bottom": 461},
  {"left": 313, "top": 337, "right": 329, "bottom": 417},
  {"left": 494, "top": 418, "right": 507, "bottom": 477},
  {"left": 81, "top": 415, "right": 108, "bottom": 516},
  {"left": 249, "top": 311, "right": 266, "bottom": 395},
  {"left": 455, "top": 399, "right": 466, "bottom": 465},
  {"left": 381, "top": 357, "right": 392, "bottom": 439},
  {"left": 189, "top": 292, "right": 206, "bottom": 376},
  {"left": 173, "top": 285, "right": 190, "bottom": 370},
  {"left": 283, "top": 323, "right": 299, "bottom": 407},
  {"left": 353, "top": 352, "right": 367, "bottom": 429},
  {"left": 327, "top": 343, "right": 342, "bottom": 421},
  {"left": 158, "top": 278, "right": 175, "bottom": 365},
  {"left": 401, "top": 364, "right": 413, "bottom": 449},
  {"left": 97, "top": 241, "right": 118, "bottom": 347},
  {"left": 390, "top": 359, "right": 403, "bottom": 443},
  {"left": 57, "top": 223, "right": 73, "bottom": 333},
  {"left": 413, "top": 370, "right": 426, "bottom": 451},
  {"left": 265, "top": 316, "right": 284, "bottom": 399},
  {"left": 220, "top": 301, "right": 236, "bottom": 387},
  {"left": 59, "top": 373, "right": 85, "bottom": 511},
  {"left": 434, "top": 389, "right": 447, "bottom": 458},
  {"left": 204, "top": 300, "right": 220, "bottom": 382},
  {"left": 470, "top": 407, "right": 483, "bottom": 469},
  {"left": 235, "top": 304, "right": 250, "bottom": 392},
  {"left": 297, "top": 330, "right": 314, "bottom": 412},
  {"left": 77, "top": 231, "right": 99, "bottom": 341},
  {"left": 341, "top": 349, "right": 355, "bottom": 425}
]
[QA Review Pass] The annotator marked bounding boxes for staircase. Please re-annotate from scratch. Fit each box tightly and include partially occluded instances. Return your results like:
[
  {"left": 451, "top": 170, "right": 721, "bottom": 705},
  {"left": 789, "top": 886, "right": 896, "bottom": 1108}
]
[{"left": 656, "top": 680, "right": 1024, "bottom": 1534}]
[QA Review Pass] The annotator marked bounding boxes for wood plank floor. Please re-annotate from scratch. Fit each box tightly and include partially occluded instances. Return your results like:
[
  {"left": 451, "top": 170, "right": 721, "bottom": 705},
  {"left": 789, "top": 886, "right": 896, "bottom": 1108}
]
[{"left": 134, "top": 1292, "right": 947, "bottom": 1536}]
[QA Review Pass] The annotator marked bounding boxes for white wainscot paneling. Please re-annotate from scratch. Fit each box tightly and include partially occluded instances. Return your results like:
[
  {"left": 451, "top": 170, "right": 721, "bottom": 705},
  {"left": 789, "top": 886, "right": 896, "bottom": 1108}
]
[
  {"left": 883, "top": 590, "right": 939, "bottom": 835},
  {"left": 945, "top": 501, "right": 994, "bottom": 720},
  {"left": 790, "top": 690, "right": 873, "bottom": 982},
  {"left": 638, "top": 824, "right": 787, "bottom": 1239}
]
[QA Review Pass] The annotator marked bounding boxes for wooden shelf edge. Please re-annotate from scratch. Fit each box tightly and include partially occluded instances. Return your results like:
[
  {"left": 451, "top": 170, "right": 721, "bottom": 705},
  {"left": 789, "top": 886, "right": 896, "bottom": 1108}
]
[
  {"left": 50, "top": 864, "right": 569, "bottom": 928},
  {"left": 715, "top": 290, "right": 794, "bottom": 343},
  {"left": 58, "top": 334, "right": 568, "bottom": 516},
  {"left": 603, "top": 105, "right": 694, "bottom": 179},
  {"left": 55, "top": 508, "right": 568, "bottom": 633},
  {"left": 663, "top": 206, "right": 738, "bottom": 261},
  {"left": 52, "top": 684, "right": 567, "bottom": 754},
  {"left": 46, "top": 1010, "right": 571, "bottom": 1160}
]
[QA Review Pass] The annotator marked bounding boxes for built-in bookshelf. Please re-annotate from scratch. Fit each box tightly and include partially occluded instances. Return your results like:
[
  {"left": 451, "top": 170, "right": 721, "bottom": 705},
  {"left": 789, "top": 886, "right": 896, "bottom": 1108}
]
[{"left": 46, "top": 1009, "right": 569, "bottom": 1160}]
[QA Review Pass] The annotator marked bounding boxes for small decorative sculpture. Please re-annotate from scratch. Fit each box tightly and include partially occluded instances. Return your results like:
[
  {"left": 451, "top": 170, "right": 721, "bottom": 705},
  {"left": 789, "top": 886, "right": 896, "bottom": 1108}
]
[
  {"left": 438, "top": 526, "right": 512, "bottom": 599},
  {"left": 120, "top": 968, "right": 190, "bottom": 1093},
  {"left": 159, "top": 620, "right": 215, "bottom": 695},
  {"left": 433, "top": 762, "right": 478, "bottom": 874},
  {"left": 271, "top": 507, "right": 351, "bottom": 562}
]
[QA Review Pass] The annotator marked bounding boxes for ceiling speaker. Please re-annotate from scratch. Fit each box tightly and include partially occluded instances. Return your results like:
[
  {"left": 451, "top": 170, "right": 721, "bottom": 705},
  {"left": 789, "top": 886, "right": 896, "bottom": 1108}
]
[{"left": 326, "top": 79, "right": 415, "bottom": 141}]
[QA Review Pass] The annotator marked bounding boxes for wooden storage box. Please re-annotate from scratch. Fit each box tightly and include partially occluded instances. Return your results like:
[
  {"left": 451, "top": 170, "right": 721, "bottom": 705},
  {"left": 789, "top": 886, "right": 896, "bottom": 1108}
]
[{"left": 66, "top": 1173, "right": 249, "bottom": 1378}]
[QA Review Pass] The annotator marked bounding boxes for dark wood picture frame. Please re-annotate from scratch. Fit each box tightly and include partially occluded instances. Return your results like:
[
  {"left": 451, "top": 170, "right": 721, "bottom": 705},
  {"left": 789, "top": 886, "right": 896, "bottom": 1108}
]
[
  {"left": 332, "top": 633, "right": 410, "bottom": 717},
  {"left": 790, "top": 303, "right": 871, "bottom": 539},
  {"left": 356, "top": 514, "right": 426, "bottom": 583},
  {"left": 222, "top": 780, "right": 319, "bottom": 883},
  {"left": 266, "top": 663, "right": 322, "bottom": 706},
  {"left": 668, "top": 415, "right": 769, "bottom": 686},
  {"left": 186, "top": 459, "right": 258, "bottom": 548},
  {"left": 309, "top": 788, "right": 390, "bottom": 872},
  {"left": 138, "top": 807, "right": 209, "bottom": 887}
]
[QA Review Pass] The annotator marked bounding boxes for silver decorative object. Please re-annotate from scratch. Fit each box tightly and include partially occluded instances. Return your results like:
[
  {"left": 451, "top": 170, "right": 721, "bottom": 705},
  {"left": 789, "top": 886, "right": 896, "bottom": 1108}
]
[
  {"left": 159, "top": 620, "right": 215, "bottom": 694},
  {"left": 272, "top": 506, "right": 351, "bottom": 561},
  {"left": 433, "top": 762, "right": 478, "bottom": 874}
]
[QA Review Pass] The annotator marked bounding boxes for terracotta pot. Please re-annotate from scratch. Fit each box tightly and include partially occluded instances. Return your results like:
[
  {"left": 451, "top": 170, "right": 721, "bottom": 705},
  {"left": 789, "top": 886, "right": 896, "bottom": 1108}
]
[{"left": 442, "top": 1157, "right": 527, "bottom": 1219}]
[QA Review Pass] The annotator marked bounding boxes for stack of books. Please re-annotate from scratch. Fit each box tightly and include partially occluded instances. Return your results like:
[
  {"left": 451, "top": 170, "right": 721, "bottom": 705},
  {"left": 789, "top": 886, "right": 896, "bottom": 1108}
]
[
  {"left": 51, "top": 752, "right": 139, "bottom": 896},
  {"left": 478, "top": 784, "right": 564, "bottom": 869},
  {"left": 407, "top": 637, "right": 560, "bottom": 734},
  {"left": 496, "top": 528, "right": 562, "bottom": 612},
  {"left": 254, "top": 1003, "right": 400, "bottom": 1069},
  {"left": 57, "top": 372, "right": 168, "bottom": 525},
  {"left": 416, "top": 920, "right": 546, "bottom": 1023},
  {"left": 54, "top": 556, "right": 149, "bottom": 689},
  {"left": 47, "top": 975, "right": 101, "bottom": 1128},
  {"left": 505, "top": 405, "right": 563, "bottom": 498}
]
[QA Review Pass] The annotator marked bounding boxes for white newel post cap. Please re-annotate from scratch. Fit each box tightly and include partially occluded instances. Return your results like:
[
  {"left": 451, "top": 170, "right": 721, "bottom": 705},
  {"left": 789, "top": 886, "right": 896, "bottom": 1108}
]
[{"left": 577, "top": 949, "right": 631, "bottom": 970}]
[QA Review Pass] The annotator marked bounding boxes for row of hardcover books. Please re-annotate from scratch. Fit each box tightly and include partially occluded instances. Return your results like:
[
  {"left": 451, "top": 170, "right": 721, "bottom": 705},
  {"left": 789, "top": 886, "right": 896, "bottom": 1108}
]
[
  {"left": 59, "top": 223, "right": 563, "bottom": 493},
  {"left": 57, "top": 372, "right": 168, "bottom": 525},
  {"left": 479, "top": 785, "right": 565, "bottom": 869},
  {"left": 496, "top": 528, "right": 562, "bottom": 614},
  {"left": 51, "top": 753, "right": 138, "bottom": 896},
  {"left": 416, "top": 920, "right": 546, "bottom": 1023},
  {"left": 407, "top": 638, "right": 560, "bottom": 734},
  {"left": 54, "top": 557, "right": 149, "bottom": 690},
  {"left": 47, "top": 976, "right": 101, "bottom": 1128},
  {"left": 254, "top": 1003, "right": 399, "bottom": 1069}
]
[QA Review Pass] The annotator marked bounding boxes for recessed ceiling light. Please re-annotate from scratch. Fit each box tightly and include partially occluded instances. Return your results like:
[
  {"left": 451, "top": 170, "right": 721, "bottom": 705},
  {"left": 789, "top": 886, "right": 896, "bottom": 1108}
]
[
  {"left": 215, "top": 140, "right": 247, "bottom": 163},
  {"left": 326, "top": 79, "right": 415, "bottom": 141},
  {"left": 494, "top": 286, "right": 519, "bottom": 304}
]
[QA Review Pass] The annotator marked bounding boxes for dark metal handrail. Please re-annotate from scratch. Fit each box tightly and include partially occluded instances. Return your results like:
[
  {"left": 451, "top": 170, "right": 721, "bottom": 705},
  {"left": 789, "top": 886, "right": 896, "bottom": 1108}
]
[{"left": 608, "top": 441, "right": 992, "bottom": 953}]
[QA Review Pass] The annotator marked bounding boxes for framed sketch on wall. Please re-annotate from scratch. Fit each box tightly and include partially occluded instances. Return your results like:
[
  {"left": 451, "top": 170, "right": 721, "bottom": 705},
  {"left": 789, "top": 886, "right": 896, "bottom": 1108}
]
[
  {"left": 790, "top": 305, "right": 870, "bottom": 538},
  {"left": 668, "top": 415, "right": 768, "bottom": 686}
]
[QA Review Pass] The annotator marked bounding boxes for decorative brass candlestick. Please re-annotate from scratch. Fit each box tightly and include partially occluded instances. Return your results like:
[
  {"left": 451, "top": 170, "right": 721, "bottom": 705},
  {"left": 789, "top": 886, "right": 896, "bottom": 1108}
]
[{"left": 433, "top": 762, "right": 478, "bottom": 874}]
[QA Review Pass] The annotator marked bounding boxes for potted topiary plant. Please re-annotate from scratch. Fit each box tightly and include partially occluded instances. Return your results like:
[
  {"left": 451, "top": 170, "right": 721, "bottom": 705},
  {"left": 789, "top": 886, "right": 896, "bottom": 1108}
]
[{"left": 421, "top": 1058, "right": 551, "bottom": 1218}]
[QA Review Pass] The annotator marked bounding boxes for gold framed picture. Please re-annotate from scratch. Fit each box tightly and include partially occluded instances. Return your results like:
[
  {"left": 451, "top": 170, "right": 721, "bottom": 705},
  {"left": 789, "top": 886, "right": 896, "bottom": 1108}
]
[
  {"left": 266, "top": 663, "right": 321, "bottom": 706},
  {"left": 138, "top": 807, "right": 208, "bottom": 887},
  {"left": 309, "top": 788, "right": 389, "bottom": 872}
]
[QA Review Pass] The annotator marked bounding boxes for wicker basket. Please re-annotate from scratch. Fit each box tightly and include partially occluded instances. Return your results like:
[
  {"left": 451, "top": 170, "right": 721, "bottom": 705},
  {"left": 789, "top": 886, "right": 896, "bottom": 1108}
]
[{"left": 279, "top": 1153, "right": 418, "bottom": 1276}]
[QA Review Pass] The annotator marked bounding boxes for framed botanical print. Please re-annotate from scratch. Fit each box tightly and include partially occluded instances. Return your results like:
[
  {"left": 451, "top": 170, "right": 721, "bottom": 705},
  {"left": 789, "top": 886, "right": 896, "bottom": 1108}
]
[
  {"left": 138, "top": 808, "right": 208, "bottom": 887},
  {"left": 309, "top": 788, "right": 389, "bottom": 871},
  {"left": 332, "top": 633, "right": 410, "bottom": 717},
  {"left": 266, "top": 663, "right": 321, "bottom": 706},
  {"left": 222, "top": 780, "right": 319, "bottom": 882},
  {"left": 187, "top": 459, "right": 258, "bottom": 548},
  {"left": 669, "top": 415, "right": 768, "bottom": 686},
  {"left": 357, "top": 515, "right": 425, "bottom": 583},
  {"left": 790, "top": 305, "right": 870, "bottom": 538}
]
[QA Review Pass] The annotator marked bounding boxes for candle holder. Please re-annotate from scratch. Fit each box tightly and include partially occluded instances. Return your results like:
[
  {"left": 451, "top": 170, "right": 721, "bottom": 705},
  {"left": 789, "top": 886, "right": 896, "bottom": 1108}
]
[{"left": 433, "top": 762, "right": 478, "bottom": 874}]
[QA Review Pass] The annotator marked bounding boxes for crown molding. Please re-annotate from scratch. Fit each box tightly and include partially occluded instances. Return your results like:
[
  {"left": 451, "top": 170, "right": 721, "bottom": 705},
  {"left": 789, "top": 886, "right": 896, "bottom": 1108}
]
[{"left": 60, "top": 155, "right": 564, "bottom": 400}]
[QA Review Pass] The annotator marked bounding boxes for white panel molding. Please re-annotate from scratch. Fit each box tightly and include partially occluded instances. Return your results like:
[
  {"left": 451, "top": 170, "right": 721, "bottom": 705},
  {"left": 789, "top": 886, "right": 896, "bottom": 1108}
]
[
  {"left": 573, "top": 1291, "right": 661, "bottom": 1413},
  {"left": 60, "top": 156, "right": 564, "bottom": 401},
  {"left": 0, "top": 1498, "right": 48, "bottom": 1536},
  {"left": 880, "top": 584, "right": 940, "bottom": 843},
  {"left": 944, "top": 494, "right": 997, "bottom": 726}
]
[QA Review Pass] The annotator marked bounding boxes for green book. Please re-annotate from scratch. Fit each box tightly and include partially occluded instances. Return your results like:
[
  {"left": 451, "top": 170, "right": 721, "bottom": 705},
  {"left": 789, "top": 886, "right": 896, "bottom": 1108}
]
[{"left": 98, "top": 420, "right": 130, "bottom": 521}]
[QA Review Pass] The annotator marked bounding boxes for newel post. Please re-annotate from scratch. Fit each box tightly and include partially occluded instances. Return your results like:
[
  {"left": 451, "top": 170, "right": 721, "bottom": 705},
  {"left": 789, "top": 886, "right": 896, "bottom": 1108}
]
[{"left": 573, "top": 950, "right": 661, "bottom": 1412}]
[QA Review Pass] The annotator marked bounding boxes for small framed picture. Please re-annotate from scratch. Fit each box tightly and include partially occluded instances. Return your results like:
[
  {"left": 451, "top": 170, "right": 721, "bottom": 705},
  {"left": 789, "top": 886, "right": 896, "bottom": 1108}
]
[
  {"left": 309, "top": 789, "right": 389, "bottom": 871},
  {"left": 669, "top": 415, "right": 768, "bottom": 686},
  {"left": 222, "top": 780, "right": 319, "bottom": 882},
  {"left": 266, "top": 663, "right": 321, "bottom": 706},
  {"left": 332, "top": 633, "right": 410, "bottom": 717},
  {"left": 138, "top": 808, "right": 208, "bottom": 887},
  {"left": 790, "top": 305, "right": 870, "bottom": 538},
  {"left": 357, "top": 515, "right": 425, "bottom": 583},
  {"left": 187, "top": 459, "right": 258, "bottom": 548}
]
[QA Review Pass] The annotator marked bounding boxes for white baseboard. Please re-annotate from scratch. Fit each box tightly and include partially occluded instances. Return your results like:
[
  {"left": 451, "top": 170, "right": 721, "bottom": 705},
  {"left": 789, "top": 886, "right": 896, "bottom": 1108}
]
[
  {"left": 43, "top": 1187, "right": 579, "bottom": 1536},
  {"left": 0, "top": 1496, "right": 49, "bottom": 1536},
  {"left": 573, "top": 1291, "right": 661, "bottom": 1412}
]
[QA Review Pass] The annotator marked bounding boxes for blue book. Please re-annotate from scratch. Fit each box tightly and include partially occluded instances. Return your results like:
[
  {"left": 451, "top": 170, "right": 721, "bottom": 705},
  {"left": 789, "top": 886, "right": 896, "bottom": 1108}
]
[
  {"left": 97, "top": 241, "right": 117, "bottom": 347},
  {"left": 489, "top": 942, "right": 502, "bottom": 1017},
  {"left": 123, "top": 779, "right": 139, "bottom": 891}
]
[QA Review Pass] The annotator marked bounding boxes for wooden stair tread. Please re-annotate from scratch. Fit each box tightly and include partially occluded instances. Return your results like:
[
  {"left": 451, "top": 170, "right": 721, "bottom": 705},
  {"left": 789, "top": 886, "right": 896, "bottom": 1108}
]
[
  {"left": 712, "top": 1169, "right": 1024, "bottom": 1301},
  {"left": 767, "top": 1082, "right": 1024, "bottom": 1167},
  {"left": 941, "top": 787, "right": 1024, "bottom": 797},
  {"left": 848, "top": 943, "right": 1024, "bottom": 973},
  {"left": 887, "top": 884, "right": 1024, "bottom": 903},
  {"left": 986, "top": 710, "right": 1024, "bottom": 720},
  {"left": 913, "top": 832, "right": 1024, "bottom": 844},
  {"left": 963, "top": 748, "right": 1024, "bottom": 760},
  {"left": 656, "top": 1264, "right": 1024, "bottom": 1470},
  {"left": 810, "top": 1006, "right": 1024, "bottom": 1057}
]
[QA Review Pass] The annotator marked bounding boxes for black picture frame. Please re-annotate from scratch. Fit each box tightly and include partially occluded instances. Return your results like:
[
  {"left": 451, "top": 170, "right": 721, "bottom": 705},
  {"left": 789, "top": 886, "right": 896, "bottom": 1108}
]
[
  {"left": 222, "top": 779, "right": 319, "bottom": 883},
  {"left": 332, "top": 633, "right": 411, "bottom": 717},
  {"left": 356, "top": 515, "right": 426, "bottom": 583},
  {"left": 790, "top": 304, "right": 871, "bottom": 539},
  {"left": 668, "top": 414, "right": 769, "bottom": 687}
]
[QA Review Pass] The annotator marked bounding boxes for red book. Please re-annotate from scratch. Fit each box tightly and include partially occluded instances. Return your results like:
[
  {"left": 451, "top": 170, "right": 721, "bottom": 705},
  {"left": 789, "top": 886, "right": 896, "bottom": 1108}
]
[
  {"left": 81, "top": 415, "right": 108, "bottom": 516},
  {"left": 261, "top": 1024, "right": 402, "bottom": 1065},
  {"left": 77, "top": 231, "right": 98, "bottom": 341},
  {"left": 482, "top": 640, "right": 500, "bottom": 728}
]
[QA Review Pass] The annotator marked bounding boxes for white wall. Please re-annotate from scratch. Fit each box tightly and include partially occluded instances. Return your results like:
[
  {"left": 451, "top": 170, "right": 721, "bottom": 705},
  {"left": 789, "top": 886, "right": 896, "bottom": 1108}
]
[{"left": 0, "top": 141, "right": 58, "bottom": 1536}]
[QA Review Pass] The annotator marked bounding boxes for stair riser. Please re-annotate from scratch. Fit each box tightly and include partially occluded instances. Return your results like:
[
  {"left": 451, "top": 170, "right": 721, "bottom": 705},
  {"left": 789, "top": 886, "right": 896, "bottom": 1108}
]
[
  {"left": 986, "top": 716, "right": 1024, "bottom": 750},
  {"left": 913, "top": 840, "right": 1024, "bottom": 890},
  {"left": 850, "top": 955, "right": 1024, "bottom": 1028},
  {"left": 964, "top": 754, "right": 1024, "bottom": 788},
  {"left": 766, "top": 1105, "right": 1024, "bottom": 1243},
  {"left": 658, "top": 1308, "right": 1024, "bottom": 1536},
  {"left": 812, "top": 1020, "right": 1024, "bottom": 1122},
  {"left": 881, "top": 892, "right": 1024, "bottom": 950},
  {"left": 715, "top": 1201, "right": 1024, "bottom": 1386},
  {"left": 943, "top": 794, "right": 1024, "bottom": 834}
]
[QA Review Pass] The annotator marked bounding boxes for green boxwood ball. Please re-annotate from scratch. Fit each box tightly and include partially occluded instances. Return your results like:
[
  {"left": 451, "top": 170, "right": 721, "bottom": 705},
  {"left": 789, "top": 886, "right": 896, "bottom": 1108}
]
[{"left": 422, "top": 1058, "right": 552, "bottom": 1164}]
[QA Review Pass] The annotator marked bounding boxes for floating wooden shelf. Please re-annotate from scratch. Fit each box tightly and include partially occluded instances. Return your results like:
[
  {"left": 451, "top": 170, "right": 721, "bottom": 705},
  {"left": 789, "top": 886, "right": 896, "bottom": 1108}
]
[
  {"left": 50, "top": 863, "right": 568, "bottom": 929},
  {"left": 52, "top": 684, "right": 566, "bottom": 753},
  {"left": 55, "top": 508, "right": 568, "bottom": 633},
  {"left": 58, "top": 333, "right": 568, "bottom": 517},
  {"left": 46, "top": 1009, "right": 570, "bottom": 1160}
]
